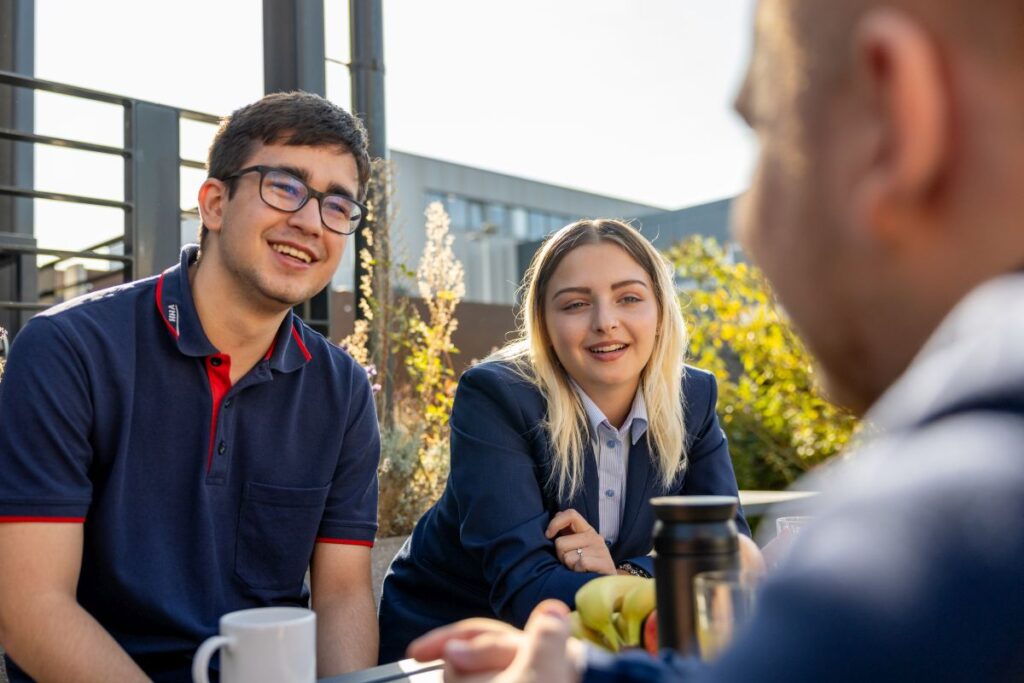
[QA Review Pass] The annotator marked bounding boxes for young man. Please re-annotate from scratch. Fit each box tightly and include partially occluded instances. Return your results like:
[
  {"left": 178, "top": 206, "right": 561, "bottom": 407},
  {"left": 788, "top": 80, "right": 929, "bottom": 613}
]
[
  {"left": 0, "top": 92, "right": 381, "bottom": 681},
  {"left": 410, "top": 0, "right": 1024, "bottom": 680}
]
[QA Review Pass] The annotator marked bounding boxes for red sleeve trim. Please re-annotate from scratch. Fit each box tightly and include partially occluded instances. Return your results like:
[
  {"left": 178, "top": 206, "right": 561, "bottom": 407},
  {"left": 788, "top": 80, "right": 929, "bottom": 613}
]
[
  {"left": 316, "top": 537, "right": 374, "bottom": 547},
  {"left": 0, "top": 516, "right": 86, "bottom": 523}
]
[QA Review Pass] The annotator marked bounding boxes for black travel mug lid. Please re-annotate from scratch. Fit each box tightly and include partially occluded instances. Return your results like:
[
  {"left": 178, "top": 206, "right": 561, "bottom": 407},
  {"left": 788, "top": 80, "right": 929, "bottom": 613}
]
[{"left": 651, "top": 495, "right": 738, "bottom": 523}]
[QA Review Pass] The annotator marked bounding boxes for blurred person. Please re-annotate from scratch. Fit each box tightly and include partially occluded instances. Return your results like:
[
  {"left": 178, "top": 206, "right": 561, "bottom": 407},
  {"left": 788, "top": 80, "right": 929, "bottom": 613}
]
[
  {"left": 377, "top": 219, "right": 760, "bottom": 663},
  {"left": 0, "top": 92, "right": 381, "bottom": 681},
  {"left": 408, "top": 0, "right": 1024, "bottom": 680}
]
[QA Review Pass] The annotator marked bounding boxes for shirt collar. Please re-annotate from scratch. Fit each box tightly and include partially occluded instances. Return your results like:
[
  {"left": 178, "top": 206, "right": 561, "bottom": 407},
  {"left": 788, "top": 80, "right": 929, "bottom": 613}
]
[
  {"left": 866, "top": 272, "right": 1024, "bottom": 432},
  {"left": 154, "top": 245, "right": 313, "bottom": 373},
  {"left": 570, "top": 379, "right": 649, "bottom": 445}
]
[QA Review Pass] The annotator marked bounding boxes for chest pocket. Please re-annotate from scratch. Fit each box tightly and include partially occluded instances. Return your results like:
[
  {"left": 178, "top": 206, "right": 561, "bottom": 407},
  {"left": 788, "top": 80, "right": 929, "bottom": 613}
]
[{"left": 235, "top": 481, "right": 331, "bottom": 591}]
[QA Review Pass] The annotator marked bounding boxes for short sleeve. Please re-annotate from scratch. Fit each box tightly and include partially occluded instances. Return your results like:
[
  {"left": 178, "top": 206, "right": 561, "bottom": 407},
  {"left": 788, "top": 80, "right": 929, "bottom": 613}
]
[
  {"left": 0, "top": 318, "right": 94, "bottom": 520},
  {"left": 316, "top": 362, "right": 380, "bottom": 545}
]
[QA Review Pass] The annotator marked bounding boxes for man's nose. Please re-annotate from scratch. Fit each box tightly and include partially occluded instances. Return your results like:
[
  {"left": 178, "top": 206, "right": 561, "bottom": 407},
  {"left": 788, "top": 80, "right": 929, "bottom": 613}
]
[{"left": 288, "top": 197, "right": 324, "bottom": 234}]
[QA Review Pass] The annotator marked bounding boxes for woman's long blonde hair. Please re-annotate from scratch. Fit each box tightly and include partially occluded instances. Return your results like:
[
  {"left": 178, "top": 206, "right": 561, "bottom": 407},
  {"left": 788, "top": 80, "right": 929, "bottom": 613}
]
[{"left": 488, "top": 219, "right": 688, "bottom": 501}]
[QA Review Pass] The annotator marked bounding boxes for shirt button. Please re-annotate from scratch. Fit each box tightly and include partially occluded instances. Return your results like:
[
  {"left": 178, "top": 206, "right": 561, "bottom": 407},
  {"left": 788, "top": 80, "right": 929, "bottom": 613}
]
[
  {"left": 210, "top": 357, "right": 222, "bottom": 367},
  {"left": 606, "top": 439, "right": 617, "bottom": 448},
  {"left": 223, "top": 399, "right": 232, "bottom": 408},
  {"left": 605, "top": 489, "right": 615, "bottom": 497},
  {"left": 217, "top": 441, "right": 226, "bottom": 455}
]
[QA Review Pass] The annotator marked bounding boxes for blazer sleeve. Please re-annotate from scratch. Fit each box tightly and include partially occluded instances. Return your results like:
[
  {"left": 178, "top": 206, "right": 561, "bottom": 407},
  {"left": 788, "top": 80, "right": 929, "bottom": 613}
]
[
  {"left": 678, "top": 369, "right": 751, "bottom": 536},
  {"left": 448, "top": 364, "right": 604, "bottom": 626}
]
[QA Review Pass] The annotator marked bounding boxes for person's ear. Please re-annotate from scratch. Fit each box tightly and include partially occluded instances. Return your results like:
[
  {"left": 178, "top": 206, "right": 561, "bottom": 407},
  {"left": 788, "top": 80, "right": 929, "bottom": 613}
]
[
  {"left": 852, "top": 8, "right": 949, "bottom": 237},
  {"left": 198, "top": 178, "right": 228, "bottom": 234}
]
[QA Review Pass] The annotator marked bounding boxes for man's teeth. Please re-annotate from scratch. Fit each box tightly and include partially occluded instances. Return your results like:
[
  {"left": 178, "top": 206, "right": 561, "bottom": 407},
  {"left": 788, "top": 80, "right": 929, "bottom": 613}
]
[
  {"left": 272, "top": 244, "right": 312, "bottom": 263},
  {"left": 590, "top": 344, "right": 626, "bottom": 353}
]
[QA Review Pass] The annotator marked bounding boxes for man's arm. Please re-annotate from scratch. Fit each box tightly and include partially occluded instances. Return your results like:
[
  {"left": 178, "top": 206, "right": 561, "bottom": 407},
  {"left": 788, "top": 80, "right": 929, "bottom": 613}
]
[
  {"left": 310, "top": 541, "right": 378, "bottom": 675},
  {"left": 0, "top": 522, "right": 148, "bottom": 682}
]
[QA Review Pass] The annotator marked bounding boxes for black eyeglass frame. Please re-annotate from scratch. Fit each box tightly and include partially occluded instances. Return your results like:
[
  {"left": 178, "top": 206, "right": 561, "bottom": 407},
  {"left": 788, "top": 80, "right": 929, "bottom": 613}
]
[{"left": 220, "top": 165, "right": 367, "bottom": 235}]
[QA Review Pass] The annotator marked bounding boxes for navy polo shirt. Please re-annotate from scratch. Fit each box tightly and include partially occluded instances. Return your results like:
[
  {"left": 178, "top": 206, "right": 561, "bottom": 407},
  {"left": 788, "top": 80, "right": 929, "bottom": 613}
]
[{"left": 0, "top": 246, "right": 379, "bottom": 681}]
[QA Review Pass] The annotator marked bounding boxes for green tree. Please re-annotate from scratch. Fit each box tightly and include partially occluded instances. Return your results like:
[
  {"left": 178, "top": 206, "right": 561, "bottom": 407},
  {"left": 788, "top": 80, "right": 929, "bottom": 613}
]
[{"left": 667, "top": 236, "right": 859, "bottom": 490}]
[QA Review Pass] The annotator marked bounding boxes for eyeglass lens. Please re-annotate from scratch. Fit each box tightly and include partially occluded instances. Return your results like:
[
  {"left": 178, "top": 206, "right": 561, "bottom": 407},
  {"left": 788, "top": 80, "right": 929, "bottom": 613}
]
[{"left": 260, "top": 169, "right": 361, "bottom": 234}]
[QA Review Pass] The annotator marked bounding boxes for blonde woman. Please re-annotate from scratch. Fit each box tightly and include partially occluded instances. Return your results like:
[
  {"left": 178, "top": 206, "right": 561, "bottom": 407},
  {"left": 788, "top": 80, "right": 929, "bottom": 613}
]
[{"left": 378, "top": 219, "right": 753, "bottom": 663}]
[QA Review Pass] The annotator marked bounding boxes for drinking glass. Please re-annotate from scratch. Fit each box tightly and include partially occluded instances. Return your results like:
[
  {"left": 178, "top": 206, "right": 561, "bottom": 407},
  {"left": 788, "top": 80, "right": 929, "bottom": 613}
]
[
  {"left": 776, "top": 515, "right": 813, "bottom": 538},
  {"left": 693, "top": 570, "right": 760, "bottom": 662}
]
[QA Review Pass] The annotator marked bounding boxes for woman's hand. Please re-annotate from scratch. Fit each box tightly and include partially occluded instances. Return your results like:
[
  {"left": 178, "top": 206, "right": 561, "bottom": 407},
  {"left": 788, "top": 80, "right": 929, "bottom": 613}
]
[
  {"left": 545, "top": 509, "right": 616, "bottom": 575},
  {"left": 738, "top": 533, "right": 767, "bottom": 575}
]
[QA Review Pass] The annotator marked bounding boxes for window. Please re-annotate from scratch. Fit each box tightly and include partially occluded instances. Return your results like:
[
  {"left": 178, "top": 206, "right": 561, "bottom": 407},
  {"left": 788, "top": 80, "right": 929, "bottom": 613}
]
[
  {"left": 528, "top": 211, "right": 547, "bottom": 240},
  {"left": 447, "top": 195, "right": 468, "bottom": 229},
  {"left": 485, "top": 203, "right": 508, "bottom": 235},
  {"left": 467, "top": 200, "right": 485, "bottom": 231},
  {"left": 511, "top": 207, "right": 528, "bottom": 239}
]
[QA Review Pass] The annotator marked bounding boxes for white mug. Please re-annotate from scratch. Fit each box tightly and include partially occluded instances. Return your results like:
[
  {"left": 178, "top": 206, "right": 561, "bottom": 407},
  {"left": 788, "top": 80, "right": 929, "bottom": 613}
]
[{"left": 192, "top": 606, "right": 316, "bottom": 683}]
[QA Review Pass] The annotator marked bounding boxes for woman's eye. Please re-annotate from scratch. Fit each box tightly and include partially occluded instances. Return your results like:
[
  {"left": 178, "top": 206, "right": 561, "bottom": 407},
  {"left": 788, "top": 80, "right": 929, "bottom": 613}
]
[
  {"left": 563, "top": 301, "right": 586, "bottom": 310},
  {"left": 621, "top": 295, "right": 642, "bottom": 304}
]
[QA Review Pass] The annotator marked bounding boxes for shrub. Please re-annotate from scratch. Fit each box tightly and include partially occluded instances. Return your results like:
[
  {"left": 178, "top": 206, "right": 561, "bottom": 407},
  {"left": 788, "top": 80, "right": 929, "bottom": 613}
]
[
  {"left": 341, "top": 163, "right": 464, "bottom": 537},
  {"left": 667, "top": 236, "right": 859, "bottom": 490}
]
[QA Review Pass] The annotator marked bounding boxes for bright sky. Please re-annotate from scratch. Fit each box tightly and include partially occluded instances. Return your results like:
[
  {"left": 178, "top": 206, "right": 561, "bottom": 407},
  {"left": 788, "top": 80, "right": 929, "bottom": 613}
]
[{"left": 30, "top": 0, "right": 757, "bottom": 252}]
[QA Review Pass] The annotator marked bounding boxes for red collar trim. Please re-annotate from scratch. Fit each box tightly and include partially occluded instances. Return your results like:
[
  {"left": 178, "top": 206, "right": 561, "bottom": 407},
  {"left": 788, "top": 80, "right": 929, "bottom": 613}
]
[
  {"left": 291, "top": 325, "right": 312, "bottom": 362},
  {"left": 155, "top": 273, "right": 179, "bottom": 340}
]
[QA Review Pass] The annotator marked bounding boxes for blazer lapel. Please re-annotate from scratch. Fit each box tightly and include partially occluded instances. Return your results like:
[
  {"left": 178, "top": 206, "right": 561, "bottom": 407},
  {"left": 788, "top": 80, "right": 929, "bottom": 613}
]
[
  {"left": 557, "top": 441, "right": 601, "bottom": 530},
  {"left": 617, "top": 436, "right": 655, "bottom": 549}
]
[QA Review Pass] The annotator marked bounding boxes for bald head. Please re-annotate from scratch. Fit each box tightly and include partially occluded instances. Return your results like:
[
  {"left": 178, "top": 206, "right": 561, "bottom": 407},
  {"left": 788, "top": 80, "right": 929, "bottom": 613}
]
[{"left": 735, "top": 0, "right": 1024, "bottom": 413}]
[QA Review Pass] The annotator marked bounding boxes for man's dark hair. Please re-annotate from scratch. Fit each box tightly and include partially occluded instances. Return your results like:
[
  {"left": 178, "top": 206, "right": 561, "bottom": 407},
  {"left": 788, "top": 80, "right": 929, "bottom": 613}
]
[{"left": 199, "top": 91, "right": 372, "bottom": 246}]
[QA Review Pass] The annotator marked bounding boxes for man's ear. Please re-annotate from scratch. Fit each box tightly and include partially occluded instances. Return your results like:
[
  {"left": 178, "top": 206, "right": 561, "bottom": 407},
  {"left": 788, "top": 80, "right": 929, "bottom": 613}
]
[
  {"left": 198, "top": 178, "right": 228, "bottom": 233},
  {"left": 853, "top": 8, "right": 949, "bottom": 235}
]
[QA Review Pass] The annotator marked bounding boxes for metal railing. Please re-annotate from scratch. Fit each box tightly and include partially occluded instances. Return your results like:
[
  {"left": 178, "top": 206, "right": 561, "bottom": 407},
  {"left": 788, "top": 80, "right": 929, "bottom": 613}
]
[
  {"left": 0, "top": 69, "right": 219, "bottom": 334},
  {"left": 0, "top": 70, "right": 333, "bottom": 342}
]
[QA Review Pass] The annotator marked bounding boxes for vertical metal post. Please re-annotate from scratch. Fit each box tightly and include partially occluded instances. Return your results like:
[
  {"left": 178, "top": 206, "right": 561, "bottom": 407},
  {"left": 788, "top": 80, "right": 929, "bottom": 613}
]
[
  {"left": 262, "top": 0, "right": 331, "bottom": 336},
  {"left": 126, "top": 101, "right": 181, "bottom": 278},
  {"left": 262, "top": 0, "right": 326, "bottom": 95},
  {"left": 349, "top": 0, "right": 387, "bottom": 329},
  {"left": 0, "top": 0, "right": 35, "bottom": 336}
]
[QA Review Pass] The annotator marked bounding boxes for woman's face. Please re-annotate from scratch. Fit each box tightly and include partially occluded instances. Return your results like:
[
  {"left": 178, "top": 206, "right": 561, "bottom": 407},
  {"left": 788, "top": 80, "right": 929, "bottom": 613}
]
[{"left": 544, "top": 241, "right": 659, "bottom": 407}]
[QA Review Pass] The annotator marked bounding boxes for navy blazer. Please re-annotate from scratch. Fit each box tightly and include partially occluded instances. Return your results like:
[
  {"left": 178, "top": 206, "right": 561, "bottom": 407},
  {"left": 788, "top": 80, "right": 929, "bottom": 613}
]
[{"left": 377, "top": 361, "right": 748, "bottom": 663}]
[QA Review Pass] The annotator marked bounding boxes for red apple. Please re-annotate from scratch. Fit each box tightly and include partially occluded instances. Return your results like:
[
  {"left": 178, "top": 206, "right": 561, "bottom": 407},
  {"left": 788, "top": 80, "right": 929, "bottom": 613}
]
[{"left": 642, "top": 609, "right": 659, "bottom": 656}]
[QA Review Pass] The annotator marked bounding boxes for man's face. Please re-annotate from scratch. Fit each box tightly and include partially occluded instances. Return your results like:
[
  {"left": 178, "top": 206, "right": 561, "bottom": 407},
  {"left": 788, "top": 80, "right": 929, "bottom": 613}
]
[
  {"left": 206, "top": 142, "right": 359, "bottom": 312},
  {"left": 732, "top": 0, "right": 872, "bottom": 410}
]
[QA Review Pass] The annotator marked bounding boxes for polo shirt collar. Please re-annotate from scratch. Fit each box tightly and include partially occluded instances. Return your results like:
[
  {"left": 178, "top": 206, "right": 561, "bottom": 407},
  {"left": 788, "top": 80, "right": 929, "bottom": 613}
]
[
  {"left": 155, "top": 245, "right": 313, "bottom": 373},
  {"left": 570, "top": 378, "right": 649, "bottom": 445}
]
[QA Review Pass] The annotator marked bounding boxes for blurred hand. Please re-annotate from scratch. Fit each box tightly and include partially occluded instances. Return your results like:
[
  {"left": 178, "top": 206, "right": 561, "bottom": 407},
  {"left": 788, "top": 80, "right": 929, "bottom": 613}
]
[
  {"left": 409, "top": 600, "right": 583, "bottom": 683},
  {"left": 761, "top": 527, "right": 798, "bottom": 570},
  {"left": 546, "top": 509, "right": 616, "bottom": 575},
  {"left": 738, "top": 533, "right": 767, "bottom": 575}
]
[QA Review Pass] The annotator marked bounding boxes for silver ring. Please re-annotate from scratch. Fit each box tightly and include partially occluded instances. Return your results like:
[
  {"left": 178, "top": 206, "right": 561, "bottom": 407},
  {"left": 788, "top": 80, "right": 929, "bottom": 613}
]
[{"left": 575, "top": 547, "right": 584, "bottom": 558}]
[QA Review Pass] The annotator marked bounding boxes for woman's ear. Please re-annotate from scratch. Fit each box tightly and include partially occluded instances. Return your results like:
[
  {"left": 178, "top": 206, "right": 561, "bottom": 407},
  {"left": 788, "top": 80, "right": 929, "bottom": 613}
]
[{"left": 198, "top": 178, "right": 228, "bottom": 234}]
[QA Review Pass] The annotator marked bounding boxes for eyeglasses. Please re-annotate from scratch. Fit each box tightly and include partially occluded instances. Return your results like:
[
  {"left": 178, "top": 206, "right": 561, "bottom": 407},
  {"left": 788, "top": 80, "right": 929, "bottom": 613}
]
[{"left": 221, "top": 165, "right": 366, "bottom": 235}]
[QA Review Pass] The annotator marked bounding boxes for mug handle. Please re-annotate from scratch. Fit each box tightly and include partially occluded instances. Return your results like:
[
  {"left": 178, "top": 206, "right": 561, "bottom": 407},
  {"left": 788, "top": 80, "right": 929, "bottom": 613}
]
[{"left": 192, "top": 634, "right": 233, "bottom": 683}]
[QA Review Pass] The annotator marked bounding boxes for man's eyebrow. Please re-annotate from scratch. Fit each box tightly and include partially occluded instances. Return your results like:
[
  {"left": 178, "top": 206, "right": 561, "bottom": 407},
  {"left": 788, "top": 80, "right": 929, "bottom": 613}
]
[
  {"left": 279, "top": 164, "right": 356, "bottom": 199},
  {"left": 278, "top": 164, "right": 310, "bottom": 183}
]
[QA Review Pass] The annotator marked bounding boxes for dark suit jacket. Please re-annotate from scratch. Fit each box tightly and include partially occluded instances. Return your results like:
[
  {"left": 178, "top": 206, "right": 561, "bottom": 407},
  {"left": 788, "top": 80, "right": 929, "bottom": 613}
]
[{"left": 377, "top": 361, "right": 748, "bottom": 663}]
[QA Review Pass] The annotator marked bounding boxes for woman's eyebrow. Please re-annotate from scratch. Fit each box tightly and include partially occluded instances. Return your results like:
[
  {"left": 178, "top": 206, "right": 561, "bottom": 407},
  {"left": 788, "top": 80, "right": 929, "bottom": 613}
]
[
  {"left": 611, "top": 279, "right": 649, "bottom": 290},
  {"left": 551, "top": 286, "right": 590, "bottom": 298}
]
